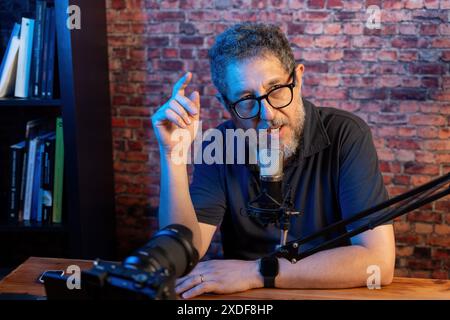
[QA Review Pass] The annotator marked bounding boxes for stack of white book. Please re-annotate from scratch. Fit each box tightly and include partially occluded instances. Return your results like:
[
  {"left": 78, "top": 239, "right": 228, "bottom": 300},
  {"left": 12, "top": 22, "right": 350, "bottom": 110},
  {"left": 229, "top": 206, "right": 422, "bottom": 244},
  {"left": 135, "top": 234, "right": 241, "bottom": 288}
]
[{"left": 0, "top": 1, "right": 57, "bottom": 99}]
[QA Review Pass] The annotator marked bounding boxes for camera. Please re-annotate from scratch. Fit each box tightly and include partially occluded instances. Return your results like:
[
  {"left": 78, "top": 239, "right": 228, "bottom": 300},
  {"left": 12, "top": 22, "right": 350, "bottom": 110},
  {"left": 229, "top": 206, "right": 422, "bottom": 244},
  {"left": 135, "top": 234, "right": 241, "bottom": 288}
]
[{"left": 44, "top": 224, "right": 199, "bottom": 300}]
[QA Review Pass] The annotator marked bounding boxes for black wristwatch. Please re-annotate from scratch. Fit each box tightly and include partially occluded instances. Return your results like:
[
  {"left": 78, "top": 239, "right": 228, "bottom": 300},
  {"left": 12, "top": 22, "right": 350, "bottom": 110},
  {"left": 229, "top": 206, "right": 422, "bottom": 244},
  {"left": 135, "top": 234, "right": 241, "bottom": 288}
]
[{"left": 259, "top": 256, "right": 279, "bottom": 288}]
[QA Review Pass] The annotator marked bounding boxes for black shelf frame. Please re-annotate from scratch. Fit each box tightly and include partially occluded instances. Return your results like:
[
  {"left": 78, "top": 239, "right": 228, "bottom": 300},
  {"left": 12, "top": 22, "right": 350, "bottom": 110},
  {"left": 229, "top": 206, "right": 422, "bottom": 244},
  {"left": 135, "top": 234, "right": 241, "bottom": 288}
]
[
  {"left": 0, "top": 222, "right": 65, "bottom": 233},
  {"left": 0, "top": 98, "right": 61, "bottom": 107}
]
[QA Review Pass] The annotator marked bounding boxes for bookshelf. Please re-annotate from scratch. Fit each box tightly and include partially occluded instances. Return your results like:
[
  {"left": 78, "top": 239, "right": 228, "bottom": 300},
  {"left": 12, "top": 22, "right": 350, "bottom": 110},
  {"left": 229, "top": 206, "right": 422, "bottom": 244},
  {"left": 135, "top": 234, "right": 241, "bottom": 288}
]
[{"left": 0, "top": 0, "right": 116, "bottom": 266}]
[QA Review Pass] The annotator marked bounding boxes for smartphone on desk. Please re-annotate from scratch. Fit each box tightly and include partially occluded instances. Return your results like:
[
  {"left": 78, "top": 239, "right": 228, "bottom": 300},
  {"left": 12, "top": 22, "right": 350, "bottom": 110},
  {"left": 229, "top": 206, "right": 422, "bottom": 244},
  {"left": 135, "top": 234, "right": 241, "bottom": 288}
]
[{"left": 38, "top": 270, "right": 65, "bottom": 284}]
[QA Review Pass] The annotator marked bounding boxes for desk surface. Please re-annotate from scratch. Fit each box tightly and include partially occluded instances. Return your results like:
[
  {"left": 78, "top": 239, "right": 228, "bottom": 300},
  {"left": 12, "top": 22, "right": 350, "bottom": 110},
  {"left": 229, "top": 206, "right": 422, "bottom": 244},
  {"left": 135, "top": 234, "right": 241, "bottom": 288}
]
[{"left": 0, "top": 257, "right": 449, "bottom": 300}]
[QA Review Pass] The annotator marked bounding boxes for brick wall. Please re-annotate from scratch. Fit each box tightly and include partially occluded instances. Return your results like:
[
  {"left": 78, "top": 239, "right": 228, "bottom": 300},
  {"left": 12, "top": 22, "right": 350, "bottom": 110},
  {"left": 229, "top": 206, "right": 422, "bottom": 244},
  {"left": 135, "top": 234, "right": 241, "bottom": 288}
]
[{"left": 106, "top": 0, "right": 450, "bottom": 279}]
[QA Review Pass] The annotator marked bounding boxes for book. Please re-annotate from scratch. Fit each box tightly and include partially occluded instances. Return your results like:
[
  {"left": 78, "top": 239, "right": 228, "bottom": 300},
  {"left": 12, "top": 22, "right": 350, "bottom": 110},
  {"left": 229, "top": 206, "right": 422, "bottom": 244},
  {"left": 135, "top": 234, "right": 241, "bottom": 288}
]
[
  {"left": 8, "top": 141, "right": 26, "bottom": 223},
  {"left": 15, "top": 17, "right": 35, "bottom": 98},
  {"left": 23, "top": 137, "right": 38, "bottom": 221},
  {"left": 0, "top": 23, "right": 21, "bottom": 97},
  {"left": 33, "top": 131, "right": 55, "bottom": 222},
  {"left": 52, "top": 117, "right": 64, "bottom": 224},
  {"left": 18, "top": 141, "right": 28, "bottom": 222},
  {"left": 44, "top": 6, "right": 56, "bottom": 98},
  {"left": 31, "top": 137, "right": 46, "bottom": 221},
  {"left": 41, "top": 8, "right": 51, "bottom": 98},
  {"left": 41, "top": 134, "right": 56, "bottom": 222},
  {"left": 22, "top": 118, "right": 56, "bottom": 221},
  {"left": 30, "top": 1, "right": 47, "bottom": 97}
]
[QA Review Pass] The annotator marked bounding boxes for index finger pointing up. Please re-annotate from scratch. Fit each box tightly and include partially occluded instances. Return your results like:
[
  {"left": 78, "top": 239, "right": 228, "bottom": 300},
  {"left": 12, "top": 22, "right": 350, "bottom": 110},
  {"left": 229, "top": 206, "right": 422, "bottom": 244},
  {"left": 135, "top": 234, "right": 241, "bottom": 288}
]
[{"left": 172, "top": 72, "right": 192, "bottom": 97}]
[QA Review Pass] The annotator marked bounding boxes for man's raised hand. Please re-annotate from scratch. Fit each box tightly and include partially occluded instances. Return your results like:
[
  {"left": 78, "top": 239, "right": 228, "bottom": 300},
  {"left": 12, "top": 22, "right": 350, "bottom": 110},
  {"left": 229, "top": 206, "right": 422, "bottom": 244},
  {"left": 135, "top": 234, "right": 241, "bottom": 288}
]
[{"left": 151, "top": 72, "right": 201, "bottom": 155}]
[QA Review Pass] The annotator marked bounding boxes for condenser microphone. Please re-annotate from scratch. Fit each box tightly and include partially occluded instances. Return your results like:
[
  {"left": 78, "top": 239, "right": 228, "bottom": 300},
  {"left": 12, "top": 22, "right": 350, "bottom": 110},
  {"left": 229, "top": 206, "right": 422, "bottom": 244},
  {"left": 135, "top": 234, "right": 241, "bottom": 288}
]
[
  {"left": 246, "top": 144, "right": 299, "bottom": 246},
  {"left": 258, "top": 147, "right": 284, "bottom": 211}
]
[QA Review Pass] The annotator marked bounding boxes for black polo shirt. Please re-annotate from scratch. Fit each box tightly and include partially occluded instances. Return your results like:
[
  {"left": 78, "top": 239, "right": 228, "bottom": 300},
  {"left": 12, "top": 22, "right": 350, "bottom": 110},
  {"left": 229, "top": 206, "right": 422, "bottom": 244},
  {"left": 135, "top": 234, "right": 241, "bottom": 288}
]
[{"left": 189, "top": 98, "right": 390, "bottom": 260}]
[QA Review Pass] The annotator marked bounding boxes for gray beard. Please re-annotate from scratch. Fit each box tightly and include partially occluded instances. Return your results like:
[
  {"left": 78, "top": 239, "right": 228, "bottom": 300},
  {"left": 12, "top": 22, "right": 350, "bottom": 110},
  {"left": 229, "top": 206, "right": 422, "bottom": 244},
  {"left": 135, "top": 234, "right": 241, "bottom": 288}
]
[{"left": 282, "top": 99, "right": 305, "bottom": 161}]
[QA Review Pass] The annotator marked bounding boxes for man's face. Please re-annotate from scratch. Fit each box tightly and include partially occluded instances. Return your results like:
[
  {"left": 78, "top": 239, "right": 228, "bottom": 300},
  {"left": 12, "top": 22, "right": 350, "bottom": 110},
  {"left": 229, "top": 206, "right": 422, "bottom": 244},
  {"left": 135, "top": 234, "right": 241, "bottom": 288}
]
[{"left": 223, "top": 54, "right": 305, "bottom": 160}]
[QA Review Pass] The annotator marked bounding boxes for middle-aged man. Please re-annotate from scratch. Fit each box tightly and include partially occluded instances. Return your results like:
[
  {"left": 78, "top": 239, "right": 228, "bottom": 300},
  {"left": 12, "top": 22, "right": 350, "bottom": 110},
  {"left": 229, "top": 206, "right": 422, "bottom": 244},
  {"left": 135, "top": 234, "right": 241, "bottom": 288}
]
[{"left": 151, "top": 23, "right": 395, "bottom": 299}]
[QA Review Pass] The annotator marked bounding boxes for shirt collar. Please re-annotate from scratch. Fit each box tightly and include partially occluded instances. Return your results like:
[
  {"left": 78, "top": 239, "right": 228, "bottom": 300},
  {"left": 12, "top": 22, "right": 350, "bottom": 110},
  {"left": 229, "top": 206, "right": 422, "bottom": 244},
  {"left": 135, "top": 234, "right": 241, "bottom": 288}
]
[
  {"left": 281, "top": 98, "right": 330, "bottom": 169},
  {"left": 300, "top": 98, "right": 331, "bottom": 158}
]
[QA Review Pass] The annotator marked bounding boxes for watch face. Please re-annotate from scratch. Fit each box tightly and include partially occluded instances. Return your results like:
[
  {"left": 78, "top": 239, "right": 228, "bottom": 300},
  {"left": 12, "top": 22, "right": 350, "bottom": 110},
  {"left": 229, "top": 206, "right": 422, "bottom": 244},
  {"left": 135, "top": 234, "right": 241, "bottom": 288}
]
[{"left": 260, "top": 257, "right": 279, "bottom": 276}]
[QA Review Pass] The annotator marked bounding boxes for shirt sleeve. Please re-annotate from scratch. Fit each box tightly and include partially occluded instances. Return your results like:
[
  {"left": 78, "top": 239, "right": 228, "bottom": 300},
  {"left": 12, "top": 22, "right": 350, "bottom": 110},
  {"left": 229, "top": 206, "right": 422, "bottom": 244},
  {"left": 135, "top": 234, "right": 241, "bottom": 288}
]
[
  {"left": 190, "top": 160, "right": 227, "bottom": 226},
  {"left": 338, "top": 125, "right": 391, "bottom": 231}
]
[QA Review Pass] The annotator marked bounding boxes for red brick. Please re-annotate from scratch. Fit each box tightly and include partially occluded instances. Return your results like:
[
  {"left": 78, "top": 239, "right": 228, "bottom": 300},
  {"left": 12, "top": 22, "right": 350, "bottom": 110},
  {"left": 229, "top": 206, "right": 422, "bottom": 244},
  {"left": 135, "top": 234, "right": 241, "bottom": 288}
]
[
  {"left": 351, "top": 89, "right": 387, "bottom": 100},
  {"left": 158, "top": 60, "right": 184, "bottom": 71},
  {"left": 398, "top": 51, "right": 418, "bottom": 62},
  {"left": 291, "top": 35, "right": 314, "bottom": 47},
  {"left": 392, "top": 37, "right": 419, "bottom": 49},
  {"left": 153, "top": 11, "right": 185, "bottom": 21},
  {"left": 352, "top": 36, "right": 384, "bottom": 48},
  {"left": 417, "top": 127, "right": 438, "bottom": 138},
  {"left": 435, "top": 224, "right": 450, "bottom": 235},
  {"left": 387, "top": 139, "right": 420, "bottom": 150},
  {"left": 432, "top": 38, "right": 450, "bottom": 48},
  {"left": 420, "top": 24, "right": 438, "bottom": 35},
  {"left": 410, "top": 115, "right": 446, "bottom": 126},
  {"left": 411, "top": 175, "right": 433, "bottom": 187},
  {"left": 119, "top": 107, "right": 151, "bottom": 117},
  {"left": 404, "top": 163, "right": 440, "bottom": 175},
  {"left": 162, "top": 48, "right": 179, "bottom": 59},
  {"left": 112, "top": 95, "right": 128, "bottom": 106},
  {"left": 393, "top": 175, "right": 411, "bottom": 185},
  {"left": 323, "top": 23, "right": 341, "bottom": 34},
  {"left": 428, "top": 235, "right": 450, "bottom": 247},
  {"left": 126, "top": 118, "right": 143, "bottom": 128},
  {"left": 327, "top": 0, "right": 343, "bottom": 8},
  {"left": 435, "top": 201, "right": 449, "bottom": 212},
  {"left": 405, "top": 0, "right": 424, "bottom": 9},
  {"left": 146, "top": 36, "right": 169, "bottom": 47},
  {"left": 415, "top": 223, "right": 433, "bottom": 234},
  {"left": 409, "top": 63, "right": 445, "bottom": 75},
  {"left": 307, "top": 0, "right": 325, "bottom": 8},
  {"left": 421, "top": 77, "right": 439, "bottom": 88},
  {"left": 398, "top": 127, "right": 416, "bottom": 137},
  {"left": 305, "top": 23, "right": 323, "bottom": 35},
  {"left": 424, "top": 140, "right": 450, "bottom": 151},
  {"left": 303, "top": 62, "right": 328, "bottom": 73},
  {"left": 383, "top": 0, "right": 404, "bottom": 9},
  {"left": 298, "top": 11, "right": 330, "bottom": 21},
  {"left": 111, "top": 0, "right": 126, "bottom": 10},
  {"left": 442, "top": 51, "right": 450, "bottom": 61},
  {"left": 287, "top": 23, "right": 305, "bottom": 35},
  {"left": 394, "top": 222, "right": 411, "bottom": 234},
  {"left": 396, "top": 149, "right": 416, "bottom": 162},
  {"left": 391, "top": 88, "right": 427, "bottom": 101},
  {"left": 399, "top": 24, "right": 418, "bottom": 35},
  {"left": 379, "top": 50, "right": 397, "bottom": 61},
  {"left": 179, "top": 36, "right": 204, "bottom": 46}
]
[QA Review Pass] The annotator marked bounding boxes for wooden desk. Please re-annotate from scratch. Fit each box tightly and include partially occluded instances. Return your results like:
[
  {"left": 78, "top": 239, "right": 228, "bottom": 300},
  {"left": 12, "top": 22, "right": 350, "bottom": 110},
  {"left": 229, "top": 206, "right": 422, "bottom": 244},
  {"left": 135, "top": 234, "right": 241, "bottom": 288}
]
[{"left": 0, "top": 257, "right": 449, "bottom": 300}]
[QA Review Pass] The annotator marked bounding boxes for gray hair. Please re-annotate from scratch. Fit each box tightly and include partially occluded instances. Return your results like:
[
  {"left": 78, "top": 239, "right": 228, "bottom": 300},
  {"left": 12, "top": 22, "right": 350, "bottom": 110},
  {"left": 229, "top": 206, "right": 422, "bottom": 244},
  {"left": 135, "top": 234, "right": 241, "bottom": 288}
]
[{"left": 208, "top": 23, "right": 296, "bottom": 99}]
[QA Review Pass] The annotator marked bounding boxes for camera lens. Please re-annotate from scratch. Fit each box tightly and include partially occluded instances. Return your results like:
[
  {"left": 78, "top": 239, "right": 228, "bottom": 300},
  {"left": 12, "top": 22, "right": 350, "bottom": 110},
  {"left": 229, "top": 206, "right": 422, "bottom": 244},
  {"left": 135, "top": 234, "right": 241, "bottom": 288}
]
[{"left": 123, "top": 224, "right": 199, "bottom": 278}]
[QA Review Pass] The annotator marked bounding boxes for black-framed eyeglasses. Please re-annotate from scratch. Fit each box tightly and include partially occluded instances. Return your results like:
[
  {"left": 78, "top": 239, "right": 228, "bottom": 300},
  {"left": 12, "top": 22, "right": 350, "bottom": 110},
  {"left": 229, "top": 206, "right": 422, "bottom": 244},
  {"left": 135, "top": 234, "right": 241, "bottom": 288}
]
[{"left": 226, "top": 70, "right": 296, "bottom": 120}]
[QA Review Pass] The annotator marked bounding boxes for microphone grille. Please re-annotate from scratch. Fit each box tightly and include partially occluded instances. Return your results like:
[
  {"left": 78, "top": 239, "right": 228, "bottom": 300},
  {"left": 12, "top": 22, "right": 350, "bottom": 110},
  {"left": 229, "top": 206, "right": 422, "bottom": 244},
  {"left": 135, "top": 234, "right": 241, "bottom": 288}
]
[{"left": 258, "top": 148, "right": 284, "bottom": 179}]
